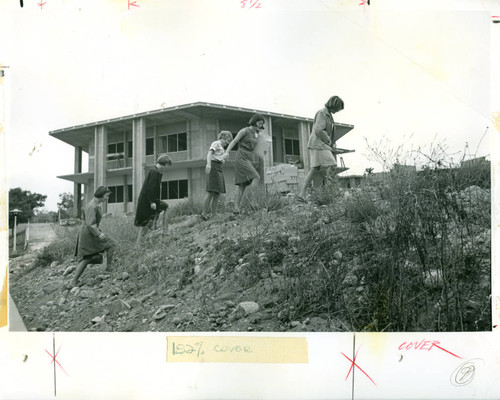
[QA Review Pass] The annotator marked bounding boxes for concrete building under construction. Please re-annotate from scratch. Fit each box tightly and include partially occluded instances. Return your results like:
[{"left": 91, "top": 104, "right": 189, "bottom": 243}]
[{"left": 50, "top": 102, "right": 354, "bottom": 216}]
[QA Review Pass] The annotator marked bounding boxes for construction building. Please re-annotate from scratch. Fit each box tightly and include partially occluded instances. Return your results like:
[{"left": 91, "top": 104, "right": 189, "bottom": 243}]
[{"left": 49, "top": 102, "right": 354, "bottom": 216}]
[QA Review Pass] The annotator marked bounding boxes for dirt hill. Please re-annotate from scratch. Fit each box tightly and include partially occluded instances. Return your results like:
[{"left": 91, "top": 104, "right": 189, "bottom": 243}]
[
  {"left": 9, "top": 203, "right": 339, "bottom": 333},
  {"left": 9, "top": 182, "right": 492, "bottom": 333}
]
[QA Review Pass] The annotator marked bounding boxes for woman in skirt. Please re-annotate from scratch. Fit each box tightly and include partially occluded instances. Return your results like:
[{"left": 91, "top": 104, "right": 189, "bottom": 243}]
[
  {"left": 201, "top": 131, "right": 233, "bottom": 220},
  {"left": 224, "top": 113, "right": 265, "bottom": 213},
  {"left": 298, "top": 96, "right": 345, "bottom": 202},
  {"left": 72, "top": 186, "right": 115, "bottom": 286}
]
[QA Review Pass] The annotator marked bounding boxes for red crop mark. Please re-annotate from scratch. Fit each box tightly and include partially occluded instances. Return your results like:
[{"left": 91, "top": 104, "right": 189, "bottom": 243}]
[
  {"left": 45, "top": 346, "right": 69, "bottom": 377},
  {"left": 38, "top": 1, "right": 46, "bottom": 9},
  {"left": 341, "top": 348, "right": 377, "bottom": 386},
  {"left": 241, "top": 0, "right": 262, "bottom": 8},
  {"left": 128, "top": 0, "right": 140, "bottom": 9},
  {"left": 432, "top": 343, "right": 463, "bottom": 359}
]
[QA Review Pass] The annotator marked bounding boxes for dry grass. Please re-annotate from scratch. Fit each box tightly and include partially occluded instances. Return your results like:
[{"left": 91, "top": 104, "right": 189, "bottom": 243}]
[{"left": 34, "top": 152, "right": 491, "bottom": 332}]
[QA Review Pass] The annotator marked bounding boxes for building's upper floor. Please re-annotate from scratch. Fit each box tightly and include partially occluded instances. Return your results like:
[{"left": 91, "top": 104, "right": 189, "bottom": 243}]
[{"left": 49, "top": 102, "right": 354, "bottom": 174}]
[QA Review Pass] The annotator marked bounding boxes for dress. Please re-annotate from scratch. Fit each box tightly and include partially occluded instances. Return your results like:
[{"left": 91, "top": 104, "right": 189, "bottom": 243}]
[
  {"left": 234, "top": 127, "right": 264, "bottom": 186},
  {"left": 307, "top": 107, "right": 337, "bottom": 168},
  {"left": 206, "top": 140, "right": 226, "bottom": 194},
  {"left": 75, "top": 198, "right": 113, "bottom": 259},
  {"left": 134, "top": 167, "right": 163, "bottom": 227}
]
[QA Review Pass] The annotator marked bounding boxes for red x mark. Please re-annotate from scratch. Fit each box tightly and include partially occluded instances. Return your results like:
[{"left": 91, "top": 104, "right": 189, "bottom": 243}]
[
  {"left": 128, "top": 0, "right": 140, "bottom": 9},
  {"left": 341, "top": 347, "right": 376, "bottom": 386},
  {"left": 45, "top": 346, "right": 69, "bottom": 377}
]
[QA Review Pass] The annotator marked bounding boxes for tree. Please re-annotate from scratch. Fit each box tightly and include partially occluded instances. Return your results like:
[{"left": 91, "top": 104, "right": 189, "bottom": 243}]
[
  {"left": 32, "top": 208, "right": 58, "bottom": 223},
  {"left": 57, "top": 192, "right": 74, "bottom": 219},
  {"left": 8, "top": 187, "right": 47, "bottom": 226}
]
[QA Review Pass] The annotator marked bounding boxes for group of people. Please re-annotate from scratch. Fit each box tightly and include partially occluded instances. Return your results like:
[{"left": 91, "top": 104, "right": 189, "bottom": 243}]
[{"left": 70, "top": 95, "right": 344, "bottom": 286}]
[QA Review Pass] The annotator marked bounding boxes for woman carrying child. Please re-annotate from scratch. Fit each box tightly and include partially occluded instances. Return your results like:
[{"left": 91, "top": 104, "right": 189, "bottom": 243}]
[{"left": 201, "top": 130, "right": 233, "bottom": 220}]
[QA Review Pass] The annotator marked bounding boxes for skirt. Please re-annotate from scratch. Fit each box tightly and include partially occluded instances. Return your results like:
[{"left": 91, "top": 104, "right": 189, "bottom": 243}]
[
  {"left": 206, "top": 160, "right": 226, "bottom": 194},
  {"left": 309, "top": 149, "right": 337, "bottom": 168},
  {"left": 234, "top": 148, "right": 263, "bottom": 186},
  {"left": 75, "top": 225, "right": 113, "bottom": 259}
]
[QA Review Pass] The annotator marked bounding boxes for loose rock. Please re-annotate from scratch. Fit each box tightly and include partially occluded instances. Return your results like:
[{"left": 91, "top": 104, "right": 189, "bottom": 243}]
[
  {"left": 63, "top": 265, "right": 76, "bottom": 276},
  {"left": 79, "top": 290, "right": 96, "bottom": 299}
]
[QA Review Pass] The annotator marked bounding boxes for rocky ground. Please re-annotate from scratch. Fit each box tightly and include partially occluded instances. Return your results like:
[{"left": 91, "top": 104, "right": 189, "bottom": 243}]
[
  {"left": 9, "top": 183, "right": 491, "bottom": 333},
  {"left": 9, "top": 206, "right": 336, "bottom": 333}
]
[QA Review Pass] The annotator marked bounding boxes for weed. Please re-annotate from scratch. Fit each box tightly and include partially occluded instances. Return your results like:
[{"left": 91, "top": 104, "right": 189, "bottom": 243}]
[{"left": 34, "top": 225, "right": 79, "bottom": 267}]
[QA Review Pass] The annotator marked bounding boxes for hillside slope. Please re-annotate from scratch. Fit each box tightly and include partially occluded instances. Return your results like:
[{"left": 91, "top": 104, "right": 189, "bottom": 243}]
[{"left": 9, "top": 182, "right": 492, "bottom": 333}]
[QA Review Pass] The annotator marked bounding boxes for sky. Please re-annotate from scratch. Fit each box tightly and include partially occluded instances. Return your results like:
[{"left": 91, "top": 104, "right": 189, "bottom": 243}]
[{"left": 0, "top": 0, "right": 498, "bottom": 211}]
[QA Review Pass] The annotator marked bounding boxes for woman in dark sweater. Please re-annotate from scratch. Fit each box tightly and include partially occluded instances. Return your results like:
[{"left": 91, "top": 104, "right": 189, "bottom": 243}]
[{"left": 135, "top": 154, "right": 172, "bottom": 243}]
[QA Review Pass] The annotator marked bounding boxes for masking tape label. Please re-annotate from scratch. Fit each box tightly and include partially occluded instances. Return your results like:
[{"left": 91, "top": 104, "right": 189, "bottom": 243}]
[{"left": 166, "top": 336, "right": 308, "bottom": 363}]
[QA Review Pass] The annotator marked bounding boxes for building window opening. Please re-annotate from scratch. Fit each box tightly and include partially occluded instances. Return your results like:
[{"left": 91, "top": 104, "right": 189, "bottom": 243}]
[
  {"left": 159, "top": 132, "right": 187, "bottom": 153},
  {"left": 146, "top": 138, "right": 155, "bottom": 156},
  {"left": 284, "top": 138, "right": 300, "bottom": 156},
  {"left": 127, "top": 141, "right": 133, "bottom": 158},
  {"left": 127, "top": 184, "right": 133, "bottom": 202},
  {"left": 161, "top": 179, "right": 188, "bottom": 200},
  {"left": 107, "top": 142, "right": 125, "bottom": 161},
  {"left": 108, "top": 185, "right": 124, "bottom": 204}
]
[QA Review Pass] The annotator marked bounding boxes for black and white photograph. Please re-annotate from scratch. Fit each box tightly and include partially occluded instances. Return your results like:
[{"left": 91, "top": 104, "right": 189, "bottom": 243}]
[{"left": 2, "top": 0, "right": 494, "bottom": 336}]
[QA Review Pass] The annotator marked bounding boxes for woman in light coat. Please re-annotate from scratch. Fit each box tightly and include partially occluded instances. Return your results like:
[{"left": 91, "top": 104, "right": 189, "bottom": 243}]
[{"left": 298, "top": 96, "right": 344, "bottom": 201}]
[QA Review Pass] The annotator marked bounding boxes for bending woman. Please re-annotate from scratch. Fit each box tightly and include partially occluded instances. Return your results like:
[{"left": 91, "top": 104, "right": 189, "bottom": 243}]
[
  {"left": 134, "top": 154, "right": 172, "bottom": 243},
  {"left": 298, "top": 96, "right": 344, "bottom": 201},
  {"left": 224, "top": 113, "right": 265, "bottom": 213},
  {"left": 72, "top": 186, "right": 115, "bottom": 286}
]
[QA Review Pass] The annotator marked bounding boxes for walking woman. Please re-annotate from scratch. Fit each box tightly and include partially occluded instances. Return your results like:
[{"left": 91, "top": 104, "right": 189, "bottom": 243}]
[
  {"left": 72, "top": 186, "right": 115, "bottom": 286},
  {"left": 134, "top": 154, "right": 172, "bottom": 243},
  {"left": 224, "top": 113, "right": 265, "bottom": 213},
  {"left": 298, "top": 96, "right": 344, "bottom": 201},
  {"left": 201, "top": 130, "right": 233, "bottom": 220}
]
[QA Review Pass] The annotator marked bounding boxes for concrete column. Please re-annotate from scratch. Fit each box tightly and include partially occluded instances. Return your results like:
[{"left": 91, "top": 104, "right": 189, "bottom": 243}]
[
  {"left": 186, "top": 119, "right": 192, "bottom": 159},
  {"left": 188, "top": 118, "right": 202, "bottom": 160},
  {"left": 132, "top": 118, "right": 146, "bottom": 207},
  {"left": 84, "top": 180, "right": 91, "bottom": 204},
  {"left": 262, "top": 115, "right": 273, "bottom": 168},
  {"left": 94, "top": 125, "right": 107, "bottom": 188},
  {"left": 73, "top": 146, "right": 82, "bottom": 218},
  {"left": 188, "top": 168, "right": 196, "bottom": 202},
  {"left": 298, "top": 121, "right": 311, "bottom": 171},
  {"left": 153, "top": 125, "right": 158, "bottom": 160},
  {"left": 122, "top": 175, "right": 128, "bottom": 213}
]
